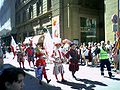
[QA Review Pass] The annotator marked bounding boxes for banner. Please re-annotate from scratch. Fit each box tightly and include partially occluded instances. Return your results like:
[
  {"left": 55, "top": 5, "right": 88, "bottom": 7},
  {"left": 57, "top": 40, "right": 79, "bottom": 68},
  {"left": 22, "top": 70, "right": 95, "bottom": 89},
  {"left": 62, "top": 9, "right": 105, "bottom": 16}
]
[
  {"left": 43, "top": 30, "right": 54, "bottom": 57},
  {"left": 11, "top": 36, "right": 17, "bottom": 57},
  {"left": 52, "top": 16, "right": 60, "bottom": 39}
]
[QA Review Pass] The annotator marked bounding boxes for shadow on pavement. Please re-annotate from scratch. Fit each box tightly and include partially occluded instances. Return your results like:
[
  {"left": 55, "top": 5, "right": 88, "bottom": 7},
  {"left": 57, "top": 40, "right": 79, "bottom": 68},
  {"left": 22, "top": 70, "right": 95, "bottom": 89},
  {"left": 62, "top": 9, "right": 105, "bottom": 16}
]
[
  {"left": 57, "top": 78, "right": 107, "bottom": 90},
  {"left": 23, "top": 68, "right": 34, "bottom": 72},
  {"left": 57, "top": 80, "right": 95, "bottom": 90},
  {"left": 104, "top": 76, "right": 120, "bottom": 81},
  {"left": 76, "top": 78, "right": 107, "bottom": 86},
  {"left": 24, "top": 73, "right": 61, "bottom": 90}
]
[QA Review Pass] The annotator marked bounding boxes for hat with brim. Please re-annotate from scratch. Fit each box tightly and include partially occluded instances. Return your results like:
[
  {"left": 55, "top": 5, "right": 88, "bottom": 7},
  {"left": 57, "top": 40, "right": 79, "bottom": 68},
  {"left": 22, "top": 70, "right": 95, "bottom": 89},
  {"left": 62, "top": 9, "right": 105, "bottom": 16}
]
[
  {"left": 53, "top": 38, "right": 61, "bottom": 46},
  {"left": 70, "top": 43, "right": 74, "bottom": 47},
  {"left": 54, "top": 43, "right": 61, "bottom": 46}
]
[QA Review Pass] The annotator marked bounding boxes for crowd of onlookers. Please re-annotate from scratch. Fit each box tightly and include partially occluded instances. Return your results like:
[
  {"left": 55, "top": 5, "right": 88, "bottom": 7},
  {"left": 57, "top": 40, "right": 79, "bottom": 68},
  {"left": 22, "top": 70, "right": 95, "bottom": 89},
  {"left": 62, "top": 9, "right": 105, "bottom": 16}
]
[{"left": 75, "top": 40, "right": 119, "bottom": 71}]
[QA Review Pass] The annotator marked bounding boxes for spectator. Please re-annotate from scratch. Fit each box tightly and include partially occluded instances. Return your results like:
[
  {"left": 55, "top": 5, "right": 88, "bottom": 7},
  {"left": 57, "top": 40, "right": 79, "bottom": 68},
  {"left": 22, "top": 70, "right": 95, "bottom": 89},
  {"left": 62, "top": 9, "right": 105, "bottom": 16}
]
[
  {"left": 0, "top": 67, "right": 25, "bottom": 90},
  {"left": 0, "top": 38, "right": 3, "bottom": 67}
]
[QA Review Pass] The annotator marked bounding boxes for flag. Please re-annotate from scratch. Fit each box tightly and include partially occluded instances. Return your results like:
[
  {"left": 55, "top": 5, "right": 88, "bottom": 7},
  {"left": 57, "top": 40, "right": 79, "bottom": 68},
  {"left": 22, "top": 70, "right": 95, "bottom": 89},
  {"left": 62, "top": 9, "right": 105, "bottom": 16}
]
[
  {"left": 11, "top": 36, "right": 17, "bottom": 58},
  {"left": 43, "top": 30, "right": 54, "bottom": 58}
]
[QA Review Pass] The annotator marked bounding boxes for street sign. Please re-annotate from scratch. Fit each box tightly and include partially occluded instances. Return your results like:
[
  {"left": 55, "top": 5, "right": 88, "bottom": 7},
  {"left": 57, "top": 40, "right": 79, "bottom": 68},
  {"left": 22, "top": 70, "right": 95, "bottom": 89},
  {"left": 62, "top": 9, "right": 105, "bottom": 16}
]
[{"left": 112, "top": 14, "right": 118, "bottom": 23}]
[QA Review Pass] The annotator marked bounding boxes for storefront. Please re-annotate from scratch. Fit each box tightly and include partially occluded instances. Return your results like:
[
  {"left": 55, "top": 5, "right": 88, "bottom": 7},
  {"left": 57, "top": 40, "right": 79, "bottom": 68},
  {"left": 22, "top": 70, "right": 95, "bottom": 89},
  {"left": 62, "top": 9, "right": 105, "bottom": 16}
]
[{"left": 80, "top": 17, "right": 97, "bottom": 43}]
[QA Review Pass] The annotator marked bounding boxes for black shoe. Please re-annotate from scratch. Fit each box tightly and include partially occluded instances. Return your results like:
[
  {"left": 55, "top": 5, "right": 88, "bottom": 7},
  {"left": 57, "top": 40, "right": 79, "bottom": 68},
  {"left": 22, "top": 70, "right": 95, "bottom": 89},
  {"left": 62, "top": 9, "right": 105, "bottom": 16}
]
[
  {"left": 101, "top": 73, "right": 104, "bottom": 76},
  {"left": 39, "top": 80, "right": 42, "bottom": 85},
  {"left": 108, "top": 72, "right": 113, "bottom": 78},
  {"left": 109, "top": 75, "right": 115, "bottom": 78},
  {"left": 61, "top": 79, "right": 67, "bottom": 82},
  {"left": 47, "top": 79, "right": 51, "bottom": 83},
  {"left": 113, "top": 70, "right": 117, "bottom": 72}
]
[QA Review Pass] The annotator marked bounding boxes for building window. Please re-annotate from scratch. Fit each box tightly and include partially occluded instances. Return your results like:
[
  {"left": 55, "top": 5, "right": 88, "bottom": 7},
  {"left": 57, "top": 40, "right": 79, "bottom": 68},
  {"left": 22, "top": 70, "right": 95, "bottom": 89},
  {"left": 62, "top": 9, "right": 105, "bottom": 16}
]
[
  {"left": 23, "top": 33, "right": 27, "bottom": 40},
  {"left": 47, "top": 0, "right": 51, "bottom": 11},
  {"left": 22, "top": 10, "right": 26, "bottom": 22},
  {"left": 29, "top": 31, "right": 35, "bottom": 36},
  {"left": 16, "top": 14, "right": 21, "bottom": 24},
  {"left": 80, "top": 17, "right": 96, "bottom": 43},
  {"left": 36, "top": 0, "right": 43, "bottom": 16},
  {"left": 28, "top": 5, "right": 33, "bottom": 19},
  {"left": 78, "top": 0, "right": 99, "bottom": 9},
  {"left": 15, "top": 0, "right": 21, "bottom": 8}
]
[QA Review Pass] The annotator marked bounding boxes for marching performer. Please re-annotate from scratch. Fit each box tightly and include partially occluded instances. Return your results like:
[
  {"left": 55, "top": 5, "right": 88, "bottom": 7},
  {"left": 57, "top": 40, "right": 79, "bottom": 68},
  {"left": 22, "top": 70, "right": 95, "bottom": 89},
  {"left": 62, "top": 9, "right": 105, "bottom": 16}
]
[
  {"left": 16, "top": 44, "right": 25, "bottom": 68},
  {"left": 35, "top": 51, "right": 51, "bottom": 85},
  {"left": 52, "top": 41, "right": 66, "bottom": 82},
  {"left": 25, "top": 43, "right": 35, "bottom": 67},
  {"left": 65, "top": 43, "right": 80, "bottom": 79}
]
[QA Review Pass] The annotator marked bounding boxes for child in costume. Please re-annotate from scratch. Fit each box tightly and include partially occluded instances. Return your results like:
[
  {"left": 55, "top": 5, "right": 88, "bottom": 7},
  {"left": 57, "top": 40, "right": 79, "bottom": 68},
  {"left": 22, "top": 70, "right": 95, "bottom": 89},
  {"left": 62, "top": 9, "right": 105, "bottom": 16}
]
[{"left": 35, "top": 52, "right": 51, "bottom": 85}]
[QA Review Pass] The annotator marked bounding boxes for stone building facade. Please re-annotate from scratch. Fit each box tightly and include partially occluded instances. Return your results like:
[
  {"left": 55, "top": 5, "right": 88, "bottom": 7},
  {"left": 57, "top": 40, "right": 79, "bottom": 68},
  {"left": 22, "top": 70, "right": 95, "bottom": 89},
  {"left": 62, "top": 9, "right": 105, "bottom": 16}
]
[
  {"left": 15, "top": 0, "right": 52, "bottom": 42},
  {"left": 15, "top": 0, "right": 105, "bottom": 44}
]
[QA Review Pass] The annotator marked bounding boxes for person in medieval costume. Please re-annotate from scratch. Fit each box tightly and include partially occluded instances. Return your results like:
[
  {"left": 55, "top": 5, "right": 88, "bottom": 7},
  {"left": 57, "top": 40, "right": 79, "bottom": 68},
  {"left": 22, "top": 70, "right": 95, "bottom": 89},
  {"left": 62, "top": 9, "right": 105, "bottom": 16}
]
[
  {"left": 65, "top": 43, "right": 80, "bottom": 79},
  {"left": 16, "top": 43, "right": 25, "bottom": 69},
  {"left": 34, "top": 44, "right": 41, "bottom": 60},
  {"left": 52, "top": 42, "right": 66, "bottom": 82},
  {"left": 25, "top": 43, "right": 35, "bottom": 67},
  {"left": 35, "top": 52, "right": 51, "bottom": 85}
]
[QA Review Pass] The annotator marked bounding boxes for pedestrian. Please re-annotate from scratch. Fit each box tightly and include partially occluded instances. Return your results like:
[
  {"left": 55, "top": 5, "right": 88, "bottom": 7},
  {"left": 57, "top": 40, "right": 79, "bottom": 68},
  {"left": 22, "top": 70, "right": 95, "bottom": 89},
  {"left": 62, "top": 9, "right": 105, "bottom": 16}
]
[
  {"left": 0, "top": 48, "right": 3, "bottom": 67},
  {"left": 112, "top": 46, "right": 119, "bottom": 72},
  {"left": 0, "top": 67, "right": 25, "bottom": 90},
  {"left": 65, "top": 43, "right": 79, "bottom": 79},
  {"left": 16, "top": 44, "right": 25, "bottom": 68},
  {"left": 97, "top": 41, "right": 114, "bottom": 78},
  {"left": 10, "top": 45, "right": 16, "bottom": 59},
  {"left": 52, "top": 42, "right": 66, "bottom": 82},
  {"left": 91, "top": 43, "right": 99, "bottom": 66},
  {"left": 34, "top": 44, "right": 41, "bottom": 60},
  {"left": 25, "top": 44, "right": 35, "bottom": 67},
  {"left": 1, "top": 42, "right": 6, "bottom": 58},
  {"left": 114, "top": 31, "right": 120, "bottom": 71},
  {"left": 80, "top": 44, "right": 86, "bottom": 65},
  {"left": 106, "top": 40, "right": 112, "bottom": 61},
  {"left": 0, "top": 37, "right": 3, "bottom": 67},
  {"left": 35, "top": 52, "right": 51, "bottom": 85},
  {"left": 84, "top": 46, "right": 89, "bottom": 66}
]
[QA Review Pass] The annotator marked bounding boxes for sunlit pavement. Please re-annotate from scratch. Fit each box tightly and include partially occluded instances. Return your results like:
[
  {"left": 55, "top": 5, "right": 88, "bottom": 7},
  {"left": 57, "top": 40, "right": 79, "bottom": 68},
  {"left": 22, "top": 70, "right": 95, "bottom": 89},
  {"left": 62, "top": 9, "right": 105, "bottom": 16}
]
[{"left": 2, "top": 52, "right": 120, "bottom": 90}]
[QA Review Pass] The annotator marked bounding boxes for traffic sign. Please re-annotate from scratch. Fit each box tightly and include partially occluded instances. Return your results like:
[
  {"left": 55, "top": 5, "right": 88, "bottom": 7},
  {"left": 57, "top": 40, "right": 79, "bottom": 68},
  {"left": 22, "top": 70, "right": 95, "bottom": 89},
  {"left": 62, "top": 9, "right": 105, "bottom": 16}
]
[{"left": 112, "top": 14, "right": 118, "bottom": 23}]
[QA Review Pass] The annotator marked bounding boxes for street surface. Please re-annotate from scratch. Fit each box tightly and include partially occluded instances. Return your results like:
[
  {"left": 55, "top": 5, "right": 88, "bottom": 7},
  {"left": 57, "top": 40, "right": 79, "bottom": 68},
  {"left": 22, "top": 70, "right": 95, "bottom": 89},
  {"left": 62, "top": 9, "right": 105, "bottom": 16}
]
[{"left": 1, "top": 52, "right": 120, "bottom": 90}]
